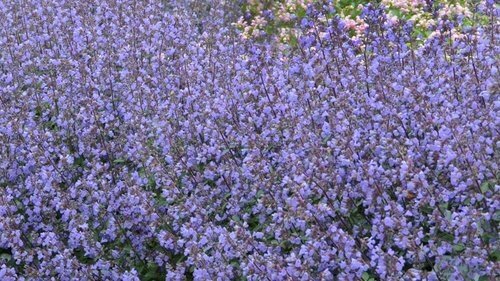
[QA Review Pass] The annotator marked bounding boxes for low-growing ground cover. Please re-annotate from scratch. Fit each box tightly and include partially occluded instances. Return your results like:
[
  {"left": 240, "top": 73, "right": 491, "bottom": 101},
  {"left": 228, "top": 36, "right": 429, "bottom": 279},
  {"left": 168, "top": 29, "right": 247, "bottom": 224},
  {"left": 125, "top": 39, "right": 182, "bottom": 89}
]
[{"left": 0, "top": 0, "right": 498, "bottom": 280}]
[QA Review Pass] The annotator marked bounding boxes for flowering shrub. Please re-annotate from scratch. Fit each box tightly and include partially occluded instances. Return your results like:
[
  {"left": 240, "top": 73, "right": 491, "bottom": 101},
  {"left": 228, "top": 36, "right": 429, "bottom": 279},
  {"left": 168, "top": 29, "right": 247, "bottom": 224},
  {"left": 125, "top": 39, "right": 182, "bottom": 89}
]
[
  {"left": 237, "top": 0, "right": 491, "bottom": 42},
  {"left": 0, "top": 0, "right": 498, "bottom": 280}
]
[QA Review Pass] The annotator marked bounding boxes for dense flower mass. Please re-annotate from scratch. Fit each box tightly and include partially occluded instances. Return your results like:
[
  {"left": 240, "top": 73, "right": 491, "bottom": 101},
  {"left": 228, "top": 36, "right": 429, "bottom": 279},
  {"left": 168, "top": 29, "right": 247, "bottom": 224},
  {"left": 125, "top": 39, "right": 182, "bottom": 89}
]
[
  {"left": 0, "top": 0, "right": 498, "bottom": 280},
  {"left": 237, "top": 0, "right": 483, "bottom": 42}
]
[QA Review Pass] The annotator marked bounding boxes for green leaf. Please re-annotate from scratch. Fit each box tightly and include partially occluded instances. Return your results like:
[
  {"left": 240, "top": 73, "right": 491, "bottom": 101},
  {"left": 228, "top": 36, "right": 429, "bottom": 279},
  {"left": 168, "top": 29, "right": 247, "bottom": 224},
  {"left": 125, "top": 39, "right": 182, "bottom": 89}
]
[
  {"left": 256, "top": 190, "right": 265, "bottom": 198},
  {"left": 139, "top": 262, "right": 166, "bottom": 281},
  {"left": 169, "top": 252, "right": 187, "bottom": 265},
  {"left": 480, "top": 181, "right": 493, "bottom": 193},
  {"left": 229, "top": 258, "right": 240, "bottom": 268},
  {"left": 296, "top": 6, "right": 306, "bottom": 19},
  {"left": 74, "top": 155, "right": 85, "bottom": 167},
  {"left": 489, "top": 249, "right": 500, "bottom": 262},
  {"left": 492, "top": 211, "right": 500, "bottom": 222},
  {"left": 74, "top": 248, "right": 95, "bottom": 265},
  {"left": 248, "top": 214, "right": 262, "bottom": 231},
  {"left": 420, "top": 204, "right": 434, "bottom": 215},
  {"left": 113, "top": 158, "right": 126, "bottom": 164},
  {"left": 0, "top": 253, "right": 11, "bottom": 261},
  {"left": 147, "top": 176, "right": 157, "bottom": 189},
  {"left": 155, "top": 196, "right": 168, "bottom": 207},
  {"left": 452, "top": 244, "right": 465, "bottom": 253},
  {"left": 279, "top": 240, "right": 293, "bottom": 254},
  {"left": 289, "top": 33, "right": 298, "bottom": 48},
  {"left": 437, "top": 230, "right": 454, "bottom": 243},
  {"left": 362, "top": 271, "right": 376, "bottom": 281}
]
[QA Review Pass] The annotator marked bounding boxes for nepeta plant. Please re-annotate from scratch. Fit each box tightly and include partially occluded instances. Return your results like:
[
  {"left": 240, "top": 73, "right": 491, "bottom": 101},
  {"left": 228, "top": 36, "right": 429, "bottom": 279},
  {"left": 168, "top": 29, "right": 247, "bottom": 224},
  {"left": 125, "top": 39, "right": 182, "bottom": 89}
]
[{"left": 0, "top": 0, "right": 498, "bottom": 280}]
